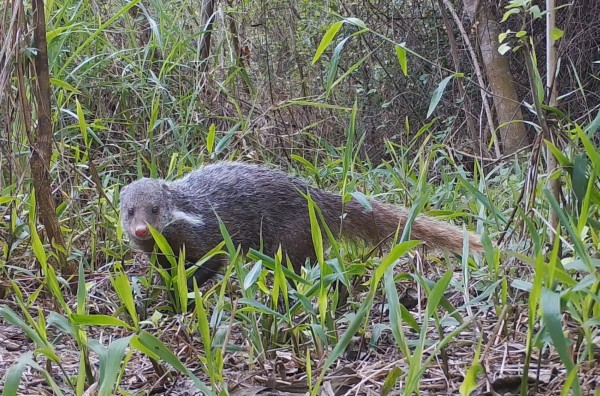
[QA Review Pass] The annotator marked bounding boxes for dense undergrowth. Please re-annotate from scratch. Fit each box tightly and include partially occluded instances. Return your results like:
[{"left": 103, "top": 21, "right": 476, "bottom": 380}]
[{"left": 1, "top": 0, "right": 599, "bottom": 395}]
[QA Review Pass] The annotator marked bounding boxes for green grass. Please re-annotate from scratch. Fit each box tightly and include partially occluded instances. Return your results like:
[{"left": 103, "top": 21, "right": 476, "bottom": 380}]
[{"left": 2, "top": 132, "right": 598, "bottom": 394}]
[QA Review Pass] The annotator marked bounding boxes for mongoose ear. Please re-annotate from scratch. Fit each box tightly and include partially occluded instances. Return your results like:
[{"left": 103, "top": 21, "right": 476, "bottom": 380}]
[
  {"left": 119, "top": 184, "right": 129, "bottom": 198},
  {"left": 160, "top": 182, "right": 172, "bottom": 195}
]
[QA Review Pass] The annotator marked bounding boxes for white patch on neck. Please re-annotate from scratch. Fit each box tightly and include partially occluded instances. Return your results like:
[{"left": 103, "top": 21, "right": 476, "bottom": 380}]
[{"left": 172, "top": 210, "right": 205, "bottom": 227}]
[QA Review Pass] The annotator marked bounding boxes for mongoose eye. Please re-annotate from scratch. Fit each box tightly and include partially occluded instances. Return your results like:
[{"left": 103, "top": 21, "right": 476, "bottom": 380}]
[
  {"left": 127, "top": 208, "right": 134, "bottom": 216},
  {"left": 152, "top": 205, "right": 159, "bottom": 214}
]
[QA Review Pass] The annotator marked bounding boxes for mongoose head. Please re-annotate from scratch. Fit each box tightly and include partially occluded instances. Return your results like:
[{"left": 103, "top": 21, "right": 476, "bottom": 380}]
[{"left": 119, "top": 178, "right": 174, "bottom": 245}]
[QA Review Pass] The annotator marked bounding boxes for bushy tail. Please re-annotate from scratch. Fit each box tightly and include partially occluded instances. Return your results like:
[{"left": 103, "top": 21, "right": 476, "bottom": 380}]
[{"left": 315, "top": 191, "right": 483, "bottom": 253}]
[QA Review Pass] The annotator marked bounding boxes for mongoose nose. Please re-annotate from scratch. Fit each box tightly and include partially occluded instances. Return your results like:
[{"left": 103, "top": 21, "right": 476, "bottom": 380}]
[{"left": 135, "top": 226, "right": 149, "bottom": 238}]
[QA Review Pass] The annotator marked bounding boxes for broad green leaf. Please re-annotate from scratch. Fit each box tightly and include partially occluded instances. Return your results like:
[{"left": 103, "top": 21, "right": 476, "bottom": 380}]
[
  {"left": 70, "top": 314, "right": 134, "bottom": 329},
  {"left": 576, "top": 126, "right": 600, "bottom": 169},
  {"left": 404, "top": 271, "right": 454, "bottom": 393},
  {"left": 194, "top": 284, "right": 216, "bottom": 382},
  {"left": 76, "top": 257, "right": 86, "bottom": 315},
  {"left": 541, "top": 288, "right": 581, "bottom": 394},
  {"left": 550, "top": 28, "right": 564, "bottom": 40},
  {"left": 46, "top": 312, "right": 77, "bottom": 339},
  {"left": 374, "top": 241, "right": 420, "bottom": 284},
  {"left": 425, "top": 270, "right": 453, "bottom": 318},
  {"left": 530, "top": 5, "right": 542, "bottom": 19},
  {"left": 501, "top": 8, "right": 520, "bottom": 23},
  {"left": 176, "top": 250, "right": 188, "bottom": 312},
  {"left": 515, "top": 30, "right": 527, "bottom": 38},
  {"left": 427, "top": 75, "right": 454, "bottom": 118},
  {"left": 291, "top": 155, "right": 317, "bottom": 175},
  {"left": 167, "top": 153, "right": 178, "bottom": 177},
  {"left": 545, "top": 189, "right": 593, "bottom": 272},
  {"left": 110, "top": 264, "right": 139, "bottom": 330},
  {"left": 273, "top": 249, "right": 289, "bottom": 312},
  {"left": 247, "top": 249, "right": 308, "bottom": 285},
  {"left": 0, "top": 197, "right": 18, "bottom": 204},
  {"left": 50, "top": 78, "right": 80, "bottom": 93},
  {"left": 206, "top": 124, "right": 216, "bottom": 154},
  {"left": 0, "top": 306, "right": 60, "bottom": 362},
  {"left": 498, "top": 43, "right": 512, "bottom": 55},
  {"left": 214, "top": 123, "right": 240, "bottom": 155},
  {"left": 381, "top": 367, "right": 403, "bottom": 396},
  {"left": 148, "top": 224, "right": 176, "bottom": 267},
  {"left": 572, "top": 153, "right": 588, "bottom": 210},
  {"left": 306, "top": 194, "right": 324, "bottom": 265},
  {"left": 533, "top": 63, "right": 545, "bottom": 105},
  {"left": 185, "top": 242, "right": 226, "bottom": 284},
  {"left": 2, "top": 352, "right": 65, "bottom": 396},
  {"left": 133, "top": 331, "right": 212, "bottom": 394},
  {"left": 217, "top": 215, "right": 237, "bottom": 256},
  {"left": 312, "top": 21, "right": 343, "bottom": 64},
  {"left": 317, "top": 297, "right": 372, "bottom": 392},
  {"left": 28, "top": 191, "right": 47, "bottom": 271},
  {"left": 3, "top": 351, "right": 32, "bottom": 396},
  {"left": 326, "top": 37, "right": 351, "bottom": 96},
  {"left": 457, "top": 174, "right": 508, "bottom": 224},
  {"left": 238, "top": 297, "right": 285, "bottom": 320},
  {"left": 459, "top": 339, "right": 483, "bottom": 395},
  {"left": 343, "top": 17, "right": 366, "bottom": 29},
  {"left": 243, "top": 260, "right": 263, "bottom": 290},
  {"left": 42, "top": 264, "right": 70, "bottom": 313},
  {"left": 395, "top": 44, "right": 408, "bottom": 76},
  {"left": 331, "top": 52, "right": 370, "bottom": 91},
  {"left": 350, "top": 191, "right": 373, "bottom": 211},
  {"left": 384, "top": 267, "right": 417, "bottom": 355},
  {"left": 414, "top": 118, "right": 437, "bottom": 139},
  {"left": 47, "top": 24, "right": 79, "bottom": 42},
  {"left": 544, "top": 139, "right": 570, "bottom": 166},
  {"left": 88, "top": 336, "right": 133, "bottom": 396}
]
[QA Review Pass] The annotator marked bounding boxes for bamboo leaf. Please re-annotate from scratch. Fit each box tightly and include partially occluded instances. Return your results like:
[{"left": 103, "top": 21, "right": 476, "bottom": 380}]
[
  {"left": 313, "top": 21, "right": 343, "bottom": 64},
  {"left": 206, "top": 123, "right": 216, "bottom": 154},
  {"left": 238, "top": 298, "right": 286, "bottom": 319},
  {"left": 395, "top": 44, "right": 408, "bottom": 76},
  {"left": 540, "top": 288, "right": 581, "bottom": 394},
  {"left": 427, "top": 75, "right": 454, "bottom": 118},
  {"left": 50, "top": 77, "right": 80, "bottom": 93},
  {"left": 2, "top": 352, "right": 65, "bottom": 396},
  {"left": 70, "top": 314, "right": 134, "bottom": 329},
  {"left": 244, "top": 260, "right": 263, "bottom": 290},
  {"left": 88, "top": 336, "right": 133, "bottom": 396},
  {"left": 326, "top": 36, "right": 351, "bottom": 96},
  {"left": 132, "top": 332, "right": 212, "bottom": 394},
  {"left": 381, "top": 367, "right": 403, "bottom": 396},
  {"left": 110, "top": 264, "right": 139, "bottom": 330}
]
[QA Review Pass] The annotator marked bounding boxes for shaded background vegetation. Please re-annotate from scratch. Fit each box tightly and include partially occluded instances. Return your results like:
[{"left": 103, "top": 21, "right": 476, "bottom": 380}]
[{"left": 2, "top": 0, "right": 597, "bottom": 266}]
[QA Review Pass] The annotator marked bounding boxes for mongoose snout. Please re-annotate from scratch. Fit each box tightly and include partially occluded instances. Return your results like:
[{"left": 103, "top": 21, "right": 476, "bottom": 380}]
[
  {"left": 134, "top": 225, "right": 150, "bottom": 239},
  {"left": 119, "top": 161, "right": 484, "bottom": 286}
]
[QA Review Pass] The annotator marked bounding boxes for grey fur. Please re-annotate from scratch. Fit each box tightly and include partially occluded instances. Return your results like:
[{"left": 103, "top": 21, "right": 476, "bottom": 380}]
[{"left": 119, "top": 162, "right": 483, "bottom": 286}]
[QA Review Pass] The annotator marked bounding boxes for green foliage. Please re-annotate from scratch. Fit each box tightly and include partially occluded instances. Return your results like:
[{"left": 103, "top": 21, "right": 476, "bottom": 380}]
[
  {"left": 1, "top": 0, "right": 599, "bottom": 394},
  {"left": 3, "top": 121, "right": 599, "bottom": 394}
]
